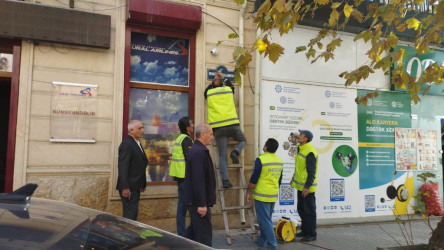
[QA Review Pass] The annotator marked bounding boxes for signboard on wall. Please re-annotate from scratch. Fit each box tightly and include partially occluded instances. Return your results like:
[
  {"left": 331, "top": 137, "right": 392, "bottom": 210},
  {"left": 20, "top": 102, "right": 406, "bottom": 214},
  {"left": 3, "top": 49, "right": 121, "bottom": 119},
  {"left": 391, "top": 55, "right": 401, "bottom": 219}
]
[
  {"left": 260, "top": 81, "right": 360, "bottom": 220},
  {"left": 130, "top": 32, "right": 190, "bottom": 87},
  {"left": 357, "top": 90, "right": 412, "bottom": 214},
  {"left": 392, "top": 45, "right": 444, "bottom": 95},
  {"left": 50, "top": 82, "right": 98, "bottom": 143},
  {"left": 395, "top": 128, "right": 439, "bottom": 171}
]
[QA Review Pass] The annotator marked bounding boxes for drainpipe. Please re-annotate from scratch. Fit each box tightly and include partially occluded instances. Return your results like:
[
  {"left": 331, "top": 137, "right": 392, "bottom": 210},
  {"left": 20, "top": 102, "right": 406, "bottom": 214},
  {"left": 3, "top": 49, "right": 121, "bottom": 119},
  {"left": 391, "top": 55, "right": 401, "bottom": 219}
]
[
  {"left": 238, "top": 0, "right": 247, "bottom": 225},
  {"left": 254, "top": 29, "right": 261, "bottom": 162}
]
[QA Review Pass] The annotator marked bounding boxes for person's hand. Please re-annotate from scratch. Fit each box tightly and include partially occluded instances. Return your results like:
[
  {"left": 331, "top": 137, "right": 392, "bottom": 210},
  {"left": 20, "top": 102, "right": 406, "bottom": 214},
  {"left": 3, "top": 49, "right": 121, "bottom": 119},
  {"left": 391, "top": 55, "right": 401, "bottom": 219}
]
[
  {"left": 197, "top": 206, "right": 207, "bottom": 217},
  {"left": 141, "top": 187, "right": 146, "bottom": 192},
  {"left": 122, "top": 188, "right": 131, "bottom": 200},
  {"left": 302, "top": 188, "right": 309, "bottom": 198},
  {"left": 246, "top": 192, "right": 251, "bottom": 204}
]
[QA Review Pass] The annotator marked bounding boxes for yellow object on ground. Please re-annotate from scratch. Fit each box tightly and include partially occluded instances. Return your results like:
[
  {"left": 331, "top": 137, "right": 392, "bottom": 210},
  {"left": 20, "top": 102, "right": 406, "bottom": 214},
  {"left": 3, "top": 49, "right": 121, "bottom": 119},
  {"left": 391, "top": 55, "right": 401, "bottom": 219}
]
[{"left": 275, "top": 219, "right": 297, "bottom": 242}]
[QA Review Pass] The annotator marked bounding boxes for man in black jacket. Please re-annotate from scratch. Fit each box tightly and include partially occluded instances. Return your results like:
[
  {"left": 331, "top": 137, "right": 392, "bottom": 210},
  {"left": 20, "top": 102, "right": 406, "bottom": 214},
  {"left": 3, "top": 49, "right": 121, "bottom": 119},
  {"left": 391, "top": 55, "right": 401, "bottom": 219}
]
[
  {"left": 183, "top": 123, "right": 216, "bottom": 247},
  {"left": 116, "top": 120, "right": 148, "bottom": 220}
]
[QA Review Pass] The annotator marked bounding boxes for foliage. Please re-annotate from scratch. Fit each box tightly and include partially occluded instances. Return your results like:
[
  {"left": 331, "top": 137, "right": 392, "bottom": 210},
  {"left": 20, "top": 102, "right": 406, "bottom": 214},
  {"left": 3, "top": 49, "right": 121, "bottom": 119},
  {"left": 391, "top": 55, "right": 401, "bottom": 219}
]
[
  {"left": 390, "top": 172, "right": 437, "bottom": 246},
  {"left": 232, "top": 0, "right": 444, "bottom": 104}
]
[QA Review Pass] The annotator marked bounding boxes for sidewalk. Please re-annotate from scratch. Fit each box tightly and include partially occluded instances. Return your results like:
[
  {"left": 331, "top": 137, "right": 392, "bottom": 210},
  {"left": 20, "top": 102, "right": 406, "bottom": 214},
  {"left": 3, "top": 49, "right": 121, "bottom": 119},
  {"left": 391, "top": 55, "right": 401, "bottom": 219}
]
[{"left": 212, "top": 216, "right": 442, "bottom": 249}]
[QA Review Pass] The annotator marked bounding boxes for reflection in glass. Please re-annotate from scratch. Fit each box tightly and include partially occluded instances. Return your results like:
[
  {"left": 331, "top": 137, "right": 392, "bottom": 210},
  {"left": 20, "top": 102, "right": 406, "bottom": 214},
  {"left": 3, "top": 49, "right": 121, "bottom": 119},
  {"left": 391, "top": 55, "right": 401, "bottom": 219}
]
[{"left": 129, "top": 88, "right": 189, "bottom": 182}]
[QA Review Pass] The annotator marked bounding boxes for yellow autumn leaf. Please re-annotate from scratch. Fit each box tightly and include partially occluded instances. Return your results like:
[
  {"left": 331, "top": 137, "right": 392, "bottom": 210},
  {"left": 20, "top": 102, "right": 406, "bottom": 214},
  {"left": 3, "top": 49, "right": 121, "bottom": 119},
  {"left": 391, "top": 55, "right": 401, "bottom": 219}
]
[
  {"left": 331, "top": 2, "right": 341, "bottom": 9},
  {"left": 344, "top": 4, "right": 353, "bottom": 18},
  {"left": 406, "top": 18, "right": 421, "bottom": 30},
  {"left": 398, "top": 48, "right": 405, "bottom": 64},
  {"left": 328, "top": 9, "right": 339, "bottom": 26},
  {"left": 314, "top": 0, "right": 329, "bottom": 5},
  {"left": 255, "top": 38, "right": 268, "bottom": 53}
]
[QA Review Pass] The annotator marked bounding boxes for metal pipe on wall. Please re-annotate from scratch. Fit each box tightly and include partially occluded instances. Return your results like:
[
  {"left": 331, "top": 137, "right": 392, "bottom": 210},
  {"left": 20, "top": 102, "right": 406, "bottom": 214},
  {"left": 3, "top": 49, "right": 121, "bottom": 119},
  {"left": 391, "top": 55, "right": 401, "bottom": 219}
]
[{"left": 238, "top": 1, "right": 247, "bottom": 225}]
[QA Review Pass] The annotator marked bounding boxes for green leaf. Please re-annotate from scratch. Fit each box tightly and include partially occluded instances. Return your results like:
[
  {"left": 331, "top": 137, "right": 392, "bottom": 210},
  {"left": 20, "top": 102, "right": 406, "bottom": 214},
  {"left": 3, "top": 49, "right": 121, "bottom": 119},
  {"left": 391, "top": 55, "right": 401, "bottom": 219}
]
[
  {"left": 295, "top": 46, "right": 307, "bottom": 53},
  {"left": 233, "top": 46, "right": 244, "bottom": 59},
  {"left": 216, "top": 40, "right": 223, "bottom": 46},
  {"left": 267, "top": 43, "right": 285, "bottom": 63},
  {"left": 306, "top": 48, "right": 316, "bottom": 59},
  {"left": 234, "top": 70, "right": 242, "bottom": 85},
  {"left": 228, "top": 33, "right": 239, "bottom": 39}
]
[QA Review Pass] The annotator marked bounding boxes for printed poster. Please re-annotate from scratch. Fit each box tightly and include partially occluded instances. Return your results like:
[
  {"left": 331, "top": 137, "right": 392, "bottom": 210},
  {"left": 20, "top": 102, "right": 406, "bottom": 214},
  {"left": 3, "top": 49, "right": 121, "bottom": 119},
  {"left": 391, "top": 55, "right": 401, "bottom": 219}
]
[
  {"left": 395, "top": 128, "right": 438, "bottom": 171},
  {"left": 50, "top": 82, "right": 98, "bottom": 142},
  {"left": 130, "top": 32, "right": 189, "bottom": 86},
  {"left": 260, "top": 81, "right": 360, "bottom": 220},
  {"left": 357, "top": 90, "right": 412, "bottom": 214}
]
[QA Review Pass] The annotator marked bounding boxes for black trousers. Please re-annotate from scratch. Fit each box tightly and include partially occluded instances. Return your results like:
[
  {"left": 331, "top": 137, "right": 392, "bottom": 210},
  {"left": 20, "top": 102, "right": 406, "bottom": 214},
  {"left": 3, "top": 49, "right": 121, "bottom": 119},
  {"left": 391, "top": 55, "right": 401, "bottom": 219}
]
[
  {"left": 184, "top": 206, "right": 212, "bottom": 247},
  {"left": 297, "top": 190, "right": 317, "bottom": 237},
  {"left": 119, "top": 189, "right": 141, "bottom": 220}
]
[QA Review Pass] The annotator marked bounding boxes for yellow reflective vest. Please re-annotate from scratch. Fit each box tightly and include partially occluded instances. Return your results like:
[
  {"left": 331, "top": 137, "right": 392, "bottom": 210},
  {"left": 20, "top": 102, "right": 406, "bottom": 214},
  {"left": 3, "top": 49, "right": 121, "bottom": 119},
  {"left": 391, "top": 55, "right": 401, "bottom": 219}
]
[
  {"left": 290, "top": 142, "right": 318, "bottom": 192},
  {"left": 207, "top": 86, "right": 239, "bottom": 128},
  {"left": 252, "top": 152, "right": 284, "bottom": 203},
  {"left": 169, "top": 134, "right": 192, "bottom": 178}
]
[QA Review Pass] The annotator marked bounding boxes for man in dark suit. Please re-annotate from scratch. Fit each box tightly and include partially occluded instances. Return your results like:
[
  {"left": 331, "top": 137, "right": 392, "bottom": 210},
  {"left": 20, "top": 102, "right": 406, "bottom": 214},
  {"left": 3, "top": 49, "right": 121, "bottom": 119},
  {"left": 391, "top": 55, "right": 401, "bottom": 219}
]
[
  {"left": 183, "top": 123, "right": 216, "bottom": 247},
  {"left": 116, "top": 120, "right": 148, "bottom": 220}
]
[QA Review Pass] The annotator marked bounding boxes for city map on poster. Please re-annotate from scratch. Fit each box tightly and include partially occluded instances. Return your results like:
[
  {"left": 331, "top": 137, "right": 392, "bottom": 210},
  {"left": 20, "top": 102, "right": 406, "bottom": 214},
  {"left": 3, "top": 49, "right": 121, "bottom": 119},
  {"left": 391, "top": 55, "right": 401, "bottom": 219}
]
[{"left": 395, "top": 128, "right": 438, "bottom": 171}]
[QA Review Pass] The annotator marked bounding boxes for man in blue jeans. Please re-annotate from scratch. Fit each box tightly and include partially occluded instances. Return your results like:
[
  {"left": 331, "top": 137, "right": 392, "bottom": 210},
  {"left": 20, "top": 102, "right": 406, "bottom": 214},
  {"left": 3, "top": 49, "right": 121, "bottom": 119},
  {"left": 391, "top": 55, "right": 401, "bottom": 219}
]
[
  {"left": 204, "top": 71, "right": 247, "bottom": 188},
  {"left": 246, "top": 138, "right": 283, "bottom": 250},
  {"left": 169, "top": 117, "right": 194, "bottom": 236}
]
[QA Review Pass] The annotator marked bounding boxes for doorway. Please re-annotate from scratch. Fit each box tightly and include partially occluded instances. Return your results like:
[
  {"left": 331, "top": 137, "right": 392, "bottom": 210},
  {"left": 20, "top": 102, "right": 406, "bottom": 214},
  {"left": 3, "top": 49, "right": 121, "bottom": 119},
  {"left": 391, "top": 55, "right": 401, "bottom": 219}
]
[
  {"left": 0, "top": 79, "right": 10, "bottom": 193},
  {"left": 0, "top": 37, "right": 20, "bottom": 193}
]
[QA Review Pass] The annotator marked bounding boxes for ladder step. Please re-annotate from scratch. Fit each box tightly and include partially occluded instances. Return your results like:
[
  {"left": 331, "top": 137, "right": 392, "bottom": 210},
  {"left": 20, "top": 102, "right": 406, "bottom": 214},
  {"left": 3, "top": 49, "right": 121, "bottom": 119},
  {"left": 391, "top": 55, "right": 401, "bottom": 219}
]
[
  {"left": 222, "top": 205, "right": 251, "bottom": 211},
  {"left": 226, "top": 228, "right": 256, "bottom": 237},
  {"left": 215, "top": 164, "right": 243, "bottom": 169},
  {"left": 218, "top": 186, "right": 247, "bottom": 191}
]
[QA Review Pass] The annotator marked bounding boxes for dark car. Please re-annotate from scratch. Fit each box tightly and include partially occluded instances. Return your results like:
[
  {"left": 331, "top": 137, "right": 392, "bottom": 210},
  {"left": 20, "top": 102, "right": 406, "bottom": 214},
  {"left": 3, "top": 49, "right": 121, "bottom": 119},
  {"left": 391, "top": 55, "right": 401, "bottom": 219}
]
[{"left": 0, "top": 184, "right": 212, "bottom": 249}]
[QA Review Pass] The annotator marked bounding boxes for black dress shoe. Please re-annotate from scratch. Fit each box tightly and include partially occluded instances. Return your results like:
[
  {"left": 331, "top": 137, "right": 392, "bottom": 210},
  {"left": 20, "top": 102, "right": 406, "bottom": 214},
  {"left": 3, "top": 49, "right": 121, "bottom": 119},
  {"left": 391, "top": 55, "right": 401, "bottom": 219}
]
[
  {"left": 223, "top": 180, "right": 233, "bottom": 188},
  {"left": 296, "top": 231, "right": 306, "bottom": 237},
  {"left": 300, "top": 235, "right": 317, "bottom": 242},
  {"left": 230, "top": 150, "right": 239, "bottom": 164}
]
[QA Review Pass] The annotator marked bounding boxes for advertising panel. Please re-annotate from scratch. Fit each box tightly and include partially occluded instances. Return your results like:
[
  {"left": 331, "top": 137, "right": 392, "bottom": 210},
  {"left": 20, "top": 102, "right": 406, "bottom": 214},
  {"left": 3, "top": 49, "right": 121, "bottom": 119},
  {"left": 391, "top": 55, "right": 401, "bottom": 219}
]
[
  {"left": 357, "top": 90, "right": 413, "bottom": 215},
  {"left": 395, "top": 128, "right": 439, "bottom": 171},
  {"left": 260, "top": 81, "right": 359, "bottom": 220}
]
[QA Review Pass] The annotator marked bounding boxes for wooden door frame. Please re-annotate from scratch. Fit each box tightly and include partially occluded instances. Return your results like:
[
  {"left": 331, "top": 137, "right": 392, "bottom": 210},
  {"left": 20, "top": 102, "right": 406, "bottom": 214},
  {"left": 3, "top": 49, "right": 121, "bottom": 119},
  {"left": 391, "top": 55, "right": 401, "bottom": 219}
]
[{"left": 4, "top": 40, "right": 21, "bottom": 193}]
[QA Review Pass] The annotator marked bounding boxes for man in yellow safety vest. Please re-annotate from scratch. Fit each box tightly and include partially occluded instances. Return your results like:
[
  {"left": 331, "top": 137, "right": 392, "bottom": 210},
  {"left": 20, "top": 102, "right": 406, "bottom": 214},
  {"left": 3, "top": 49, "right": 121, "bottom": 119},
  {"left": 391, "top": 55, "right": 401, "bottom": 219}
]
[
  {"left": 290, "top": 129, "right": 318, "bottom": 242},
  {"left": 246, "top": 138, "right": 283, "bottom": 250},
  {"left": 169, "top": 117, "right": 194, "bottom": 236},
  {"left": 204, "top": 71, "right": 247, "bottom": 188}
]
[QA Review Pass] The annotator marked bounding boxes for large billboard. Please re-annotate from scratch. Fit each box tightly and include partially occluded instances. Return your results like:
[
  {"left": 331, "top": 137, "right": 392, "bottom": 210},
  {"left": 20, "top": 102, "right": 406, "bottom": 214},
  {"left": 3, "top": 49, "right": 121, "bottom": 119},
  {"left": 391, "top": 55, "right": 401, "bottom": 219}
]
[{"left": 260, "top": 81, "right": 360, "bottom": 219}]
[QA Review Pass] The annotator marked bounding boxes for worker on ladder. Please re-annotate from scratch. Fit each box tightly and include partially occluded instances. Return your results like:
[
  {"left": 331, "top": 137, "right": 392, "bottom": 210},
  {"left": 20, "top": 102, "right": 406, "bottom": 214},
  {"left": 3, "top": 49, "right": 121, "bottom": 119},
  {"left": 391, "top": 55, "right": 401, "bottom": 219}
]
[{"left": 204, "top": 70, "right": 247, "bottom": 188}]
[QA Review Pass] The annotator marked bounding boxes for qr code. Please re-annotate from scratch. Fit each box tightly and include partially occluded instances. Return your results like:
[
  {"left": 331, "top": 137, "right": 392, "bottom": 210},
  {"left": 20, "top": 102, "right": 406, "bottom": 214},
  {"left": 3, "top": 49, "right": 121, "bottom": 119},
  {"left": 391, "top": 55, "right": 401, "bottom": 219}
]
[
  {"left": 365, "top": 195, "right": 375, "bottom": 212},
  {"left": 280, "top": 185, "right": 294, "bottom": 201},
  {"left": 330, "top": 179, "right": 344, "bottom": 197}
]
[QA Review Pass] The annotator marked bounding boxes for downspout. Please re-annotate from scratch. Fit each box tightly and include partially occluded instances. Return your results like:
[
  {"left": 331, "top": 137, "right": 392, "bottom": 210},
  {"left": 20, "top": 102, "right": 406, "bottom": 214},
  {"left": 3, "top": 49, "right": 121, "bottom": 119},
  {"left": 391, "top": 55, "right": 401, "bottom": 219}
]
[
  {"left": 254, "top": 29, "right": 261, "bottom": 160},
  {"left": 238, "top": 0, "right": 247, "bottom": 225}
]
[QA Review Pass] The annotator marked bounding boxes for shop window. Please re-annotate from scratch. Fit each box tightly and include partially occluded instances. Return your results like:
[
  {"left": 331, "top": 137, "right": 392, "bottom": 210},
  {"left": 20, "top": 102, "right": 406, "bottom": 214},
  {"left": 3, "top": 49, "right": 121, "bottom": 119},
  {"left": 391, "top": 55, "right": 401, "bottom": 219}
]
[{"left": 125, "top": 28, "right": 195, "bottom": 185}]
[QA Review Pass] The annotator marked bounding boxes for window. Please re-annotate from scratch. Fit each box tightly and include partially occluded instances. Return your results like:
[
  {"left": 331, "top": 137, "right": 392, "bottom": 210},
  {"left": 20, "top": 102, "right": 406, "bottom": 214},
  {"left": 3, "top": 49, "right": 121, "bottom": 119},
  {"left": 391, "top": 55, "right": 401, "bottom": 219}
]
[{"left": 124, "top": 27, "right": 195, "bottom": 185}]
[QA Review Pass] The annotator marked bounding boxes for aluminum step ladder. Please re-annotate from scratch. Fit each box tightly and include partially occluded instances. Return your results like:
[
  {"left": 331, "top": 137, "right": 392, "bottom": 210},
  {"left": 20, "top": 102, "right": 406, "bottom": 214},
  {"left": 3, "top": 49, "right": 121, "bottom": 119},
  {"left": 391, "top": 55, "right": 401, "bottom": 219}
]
[{"left": 211, "top": 141, "right": 256, "bottom": 245}]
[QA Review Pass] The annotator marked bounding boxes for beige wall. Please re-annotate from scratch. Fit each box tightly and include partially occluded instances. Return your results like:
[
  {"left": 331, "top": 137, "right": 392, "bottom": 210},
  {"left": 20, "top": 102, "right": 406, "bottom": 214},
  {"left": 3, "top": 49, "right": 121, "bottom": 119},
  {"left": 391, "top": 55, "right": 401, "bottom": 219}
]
[{"left": 13, "top": 0, "right": 258, "bottom": 231}]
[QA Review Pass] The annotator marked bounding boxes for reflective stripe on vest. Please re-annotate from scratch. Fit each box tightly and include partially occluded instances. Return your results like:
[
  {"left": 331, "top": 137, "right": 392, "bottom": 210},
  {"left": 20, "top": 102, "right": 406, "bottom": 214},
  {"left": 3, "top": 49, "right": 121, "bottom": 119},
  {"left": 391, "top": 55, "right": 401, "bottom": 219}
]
[
  {"left": 207, "top": 86, "right": 239, "bottom": 128},
  {"left": 169, "top": 134, "right": 192, "bottom": 178},
  {"left": 252, "top": 153, "right": 284, "bottom": 203},
  {"left": 290, "top": 142, "right": 318, "bottom": 192}
]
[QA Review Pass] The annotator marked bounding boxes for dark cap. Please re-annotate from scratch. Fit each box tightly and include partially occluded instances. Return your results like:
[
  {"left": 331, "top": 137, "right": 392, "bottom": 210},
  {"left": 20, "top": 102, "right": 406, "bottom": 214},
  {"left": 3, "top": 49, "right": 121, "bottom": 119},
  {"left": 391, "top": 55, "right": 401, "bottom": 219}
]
[{"left": 298, "top": 129, "right": 313, "bottom": 142}]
